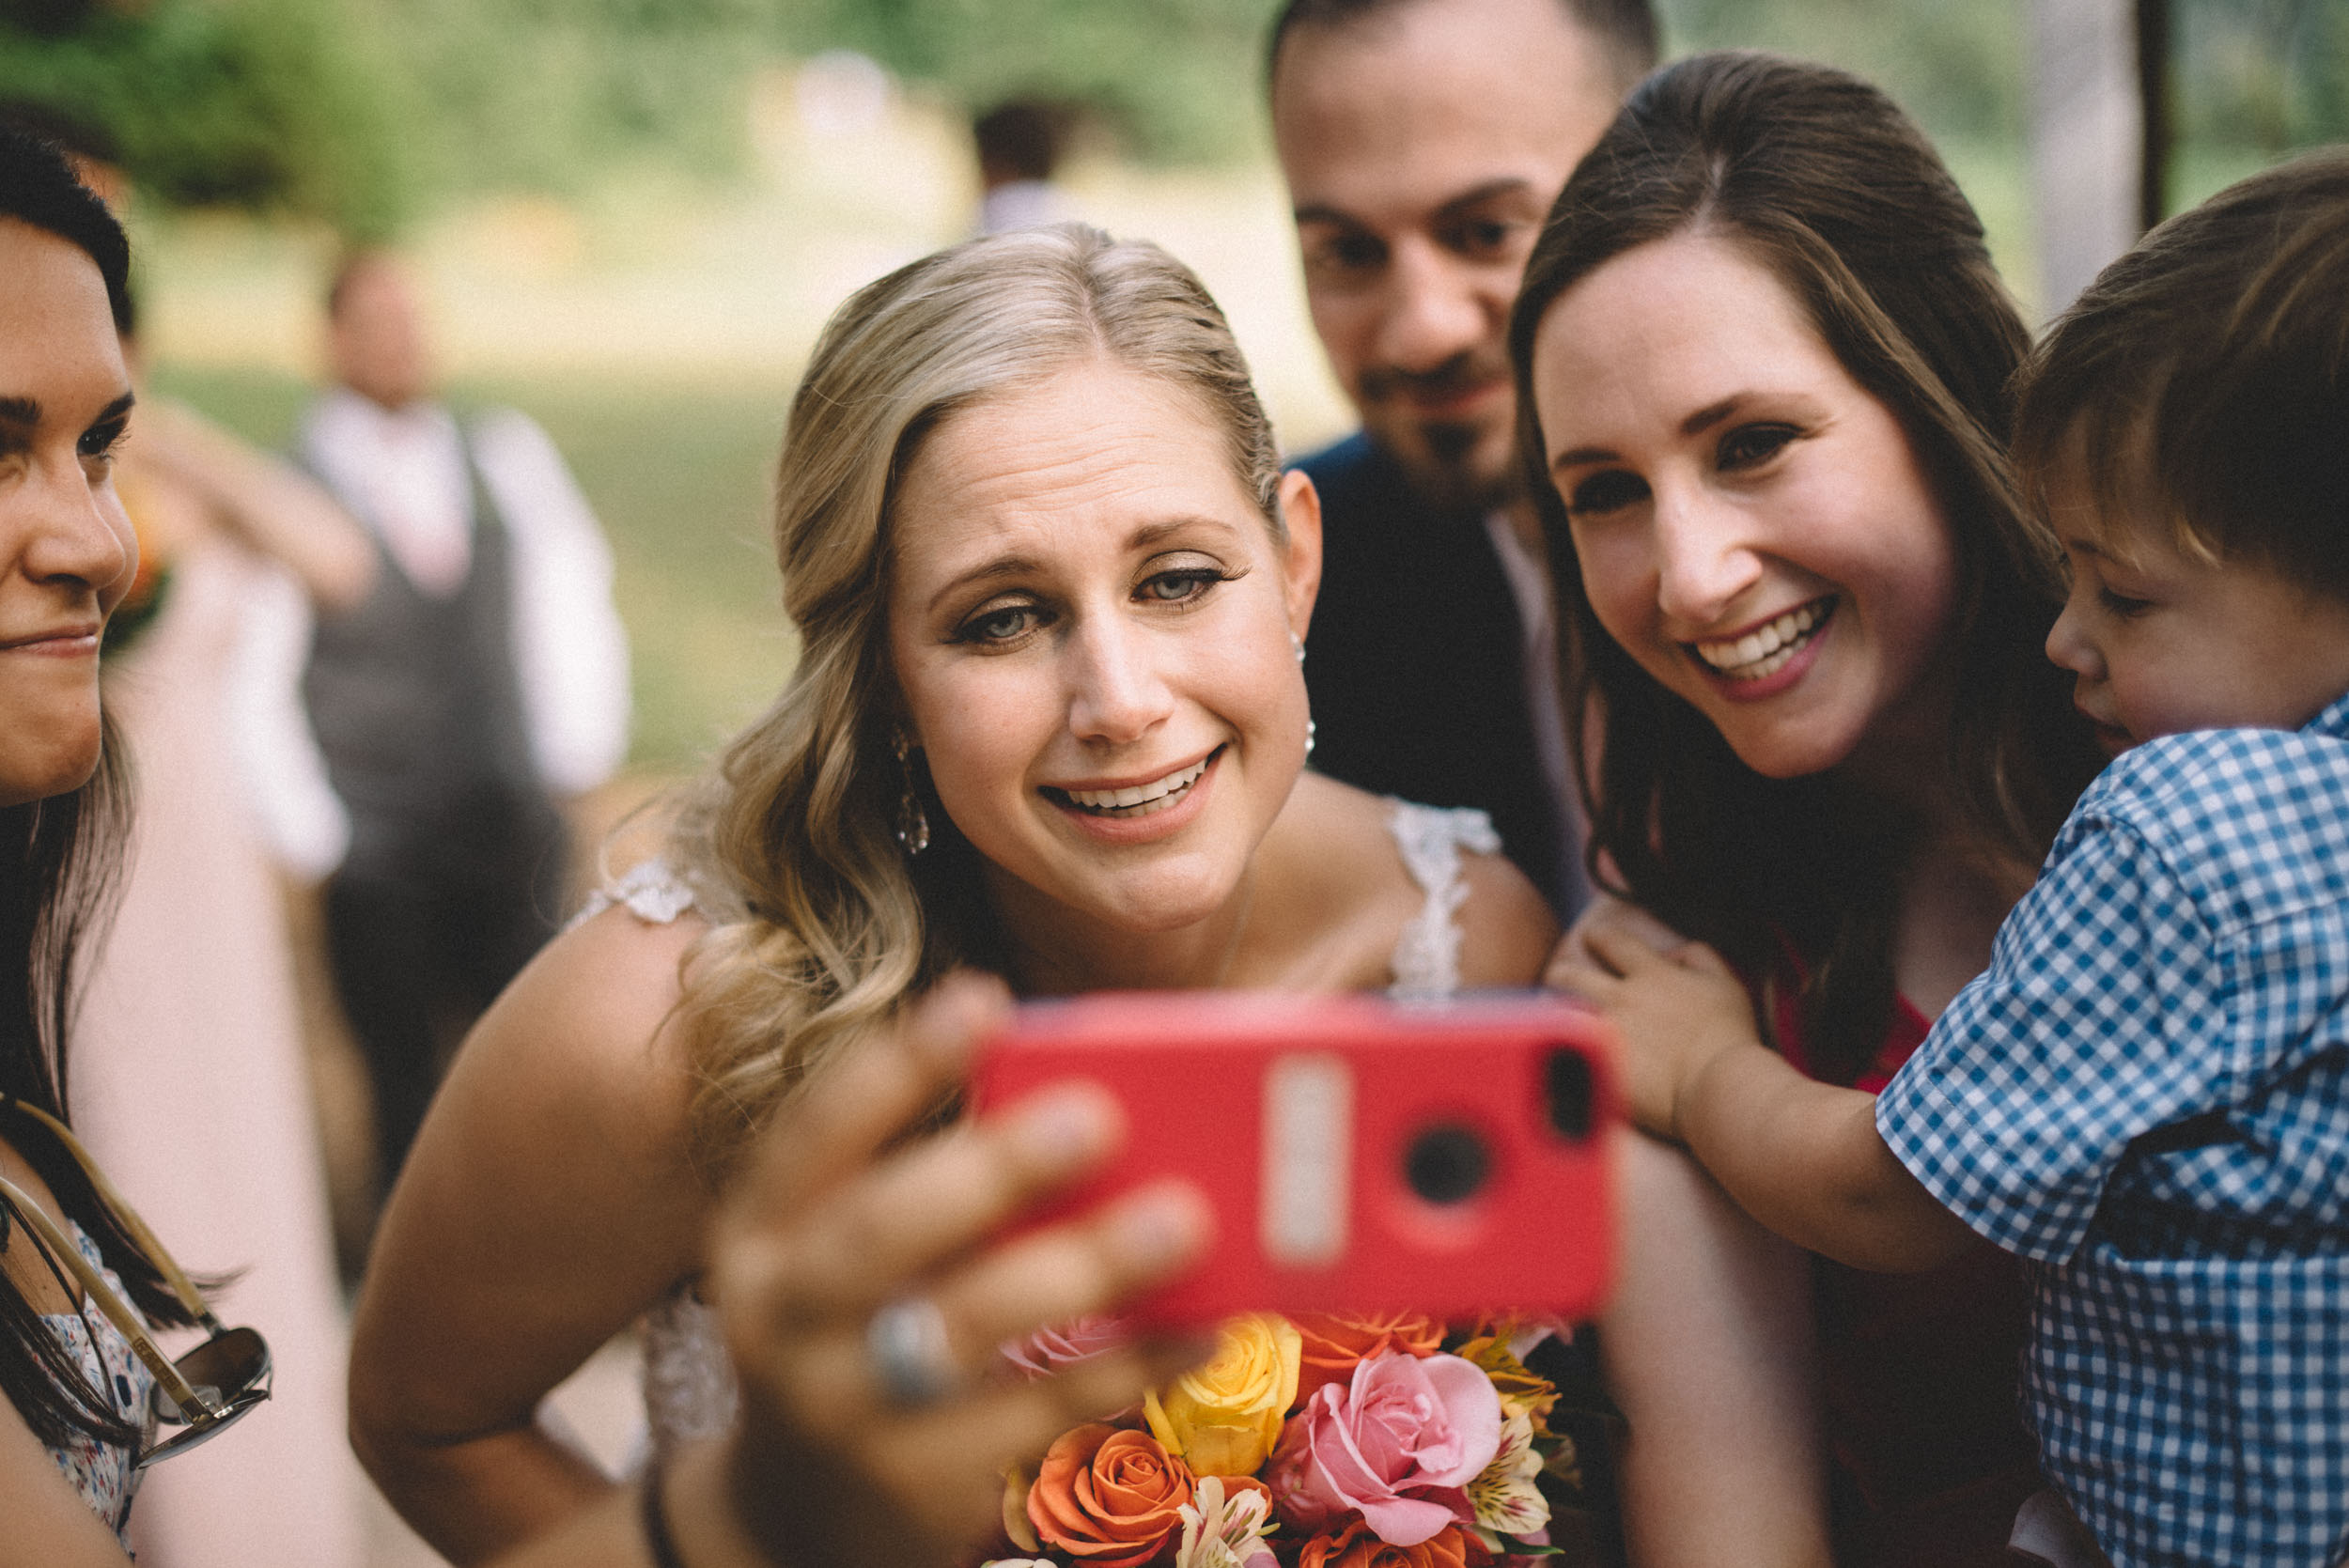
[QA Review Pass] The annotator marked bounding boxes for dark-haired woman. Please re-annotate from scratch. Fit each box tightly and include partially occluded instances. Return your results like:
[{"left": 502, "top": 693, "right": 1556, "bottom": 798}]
[
  {"left": 1523, "top": 55, "right": 2108, "bottom": 1566},
  {"left": 0, "top": 125, "right": 192, "bottom": 1557}
]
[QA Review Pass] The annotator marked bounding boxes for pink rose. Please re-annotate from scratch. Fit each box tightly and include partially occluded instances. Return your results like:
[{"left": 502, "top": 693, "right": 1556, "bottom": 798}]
[
  {"left": 1268, "top": 1351, "right": 1503, "bottom": 1547},
  {"left": 1002, "top": 1316, "right": 1131, "bottom": 1377}
]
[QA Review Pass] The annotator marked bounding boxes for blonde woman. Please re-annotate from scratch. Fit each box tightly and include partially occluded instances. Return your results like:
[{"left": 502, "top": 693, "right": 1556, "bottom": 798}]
[{"left": 347, "top": 225, "right": 1559, "bottom": 1564}]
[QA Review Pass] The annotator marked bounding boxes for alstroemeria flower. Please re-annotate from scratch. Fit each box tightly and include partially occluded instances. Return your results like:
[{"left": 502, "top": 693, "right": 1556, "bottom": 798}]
[
  {"left": 1468, "top": 1410, "right": 1548, "bottom": 1545},
  {"left": 1174, "top": 1473, "right": 1279, "bottom": 1568},
  {"left": 1449, "top": 1335, "right": 1558, "bottom": 1429},
  {"left": 1268, "top": 1351, "right": 1503, "bottom": 1546}
]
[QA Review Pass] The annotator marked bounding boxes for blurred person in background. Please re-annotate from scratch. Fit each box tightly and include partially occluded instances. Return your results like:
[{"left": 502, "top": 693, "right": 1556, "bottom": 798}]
[
  {"left": 3, "top": 100, "right": 381, "bottom": 1568},
  {"left": 1268, "top": 0, "right": 1657, "bottom": 914},
  {"left": 973, "top": 97, "right": 1076, "bottom": 235},
  {"left": 280, "top": 249, "right": 630, "bottom": 1198}
]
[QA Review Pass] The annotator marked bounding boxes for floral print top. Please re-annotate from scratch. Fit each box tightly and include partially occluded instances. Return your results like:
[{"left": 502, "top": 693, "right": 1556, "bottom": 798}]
[{"left": 39, "top": 1218, "right": 152, "bottom": 1546}]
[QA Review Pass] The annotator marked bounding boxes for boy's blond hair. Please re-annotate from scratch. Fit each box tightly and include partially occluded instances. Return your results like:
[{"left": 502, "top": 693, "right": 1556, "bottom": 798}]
[{"left": 2014, "top": 149, "right": 2349, "bottom": 591}]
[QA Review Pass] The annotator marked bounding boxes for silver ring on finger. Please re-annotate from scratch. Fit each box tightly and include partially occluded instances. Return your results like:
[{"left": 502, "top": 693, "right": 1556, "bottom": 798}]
[{"left": 865, "top": 1294, "right": 959, "bottom": 1410}]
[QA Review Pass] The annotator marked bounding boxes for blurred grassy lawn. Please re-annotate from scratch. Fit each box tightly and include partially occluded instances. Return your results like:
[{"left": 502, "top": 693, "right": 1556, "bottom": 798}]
[{"left": 153, "top": 363, "right": 800, "bottom": 772}]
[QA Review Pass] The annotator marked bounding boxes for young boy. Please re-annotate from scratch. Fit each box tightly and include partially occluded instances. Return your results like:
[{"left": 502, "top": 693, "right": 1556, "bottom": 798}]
[{"left": 1594, "top": 151, "right": 2349, "bottom": 1568}]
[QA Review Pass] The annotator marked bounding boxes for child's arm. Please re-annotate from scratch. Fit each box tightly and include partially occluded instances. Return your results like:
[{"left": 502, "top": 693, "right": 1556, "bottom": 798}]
[{"left": 1551, "top": 901, "right": 1979, "bottom": 1272}]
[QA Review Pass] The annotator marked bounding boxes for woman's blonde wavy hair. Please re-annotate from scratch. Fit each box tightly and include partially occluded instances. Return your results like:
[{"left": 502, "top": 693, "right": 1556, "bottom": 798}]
[{"left": 668, "top": 223, "right": 1283, "bottom": 1180}]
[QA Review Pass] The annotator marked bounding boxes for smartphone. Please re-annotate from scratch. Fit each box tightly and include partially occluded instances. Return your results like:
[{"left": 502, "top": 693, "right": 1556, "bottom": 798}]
[{"left": 970, "top": 990, "right": 1617, "bottom": 1326}]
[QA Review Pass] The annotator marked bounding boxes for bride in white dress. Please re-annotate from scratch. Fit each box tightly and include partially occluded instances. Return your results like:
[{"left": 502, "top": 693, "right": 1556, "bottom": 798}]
[{"left": 345, "top": 224, "right": 1560, "bottom": 1565}]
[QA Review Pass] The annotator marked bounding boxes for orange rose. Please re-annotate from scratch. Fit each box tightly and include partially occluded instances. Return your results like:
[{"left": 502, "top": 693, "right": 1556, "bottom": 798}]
[
  {"left": 1028, "top": 1423, "right": 1197, "bottom": 1568},
  {"left": 1292, "top": 1312, "right": 1445, "bottom": 1406},
  {"left": 1299, "top": 1520, "right": 1474, "bottom": 1568}
]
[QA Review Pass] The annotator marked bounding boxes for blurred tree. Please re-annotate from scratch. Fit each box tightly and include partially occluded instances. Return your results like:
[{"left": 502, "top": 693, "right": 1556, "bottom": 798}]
[
  {"left": 1661, "top": 0, "right": 2026, "bottom": 144},
  {"left": 375, "top": 0, "right": 769, "bottom": 197},
  {"left": 8, "top": 0, "right": 2342, "bottom": 241},
  {"left": 2176, "top": 0, "right": 2349, "bottom": 152},
  {"left": 774, "top": 0, "right": 1276, "bottom": 161},
  {"left": 0, "top": 0, "right": 418, "bottom": 237}
]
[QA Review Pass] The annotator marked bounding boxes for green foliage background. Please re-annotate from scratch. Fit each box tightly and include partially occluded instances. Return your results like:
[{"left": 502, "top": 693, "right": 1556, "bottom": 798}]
[{"left": 5, "top": 0, "right": 2344, "bottom": 236}]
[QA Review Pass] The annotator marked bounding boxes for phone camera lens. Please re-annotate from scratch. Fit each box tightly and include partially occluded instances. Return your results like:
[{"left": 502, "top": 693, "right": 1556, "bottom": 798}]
[
  {"left": 1546, "top": 1048, "right": 1593, "bottom": 1140},
  {"left": 1405, "top": 1124, "right": 1489, "bottom": 1205}
]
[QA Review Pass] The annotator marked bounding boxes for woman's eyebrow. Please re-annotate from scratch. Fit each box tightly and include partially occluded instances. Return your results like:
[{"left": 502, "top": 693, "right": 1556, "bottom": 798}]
[
  {"left": 1549, "top": 444, "right": 1614, "bottom": 474},
  {"left": 1679, "top": 395, "right": 1746, "bottom": 437},
  {"left": 926, "top": 554, "right": 1041, "bottom": 613},
  {"left": 1550, "top": 395, "right": 1764, "bottom": 474},
  {"left": 0, "top": 391, "right": 135, "bottom": 429},
  {"left": 1128, "top": 515, "right": 1239, "bottom": 550}
]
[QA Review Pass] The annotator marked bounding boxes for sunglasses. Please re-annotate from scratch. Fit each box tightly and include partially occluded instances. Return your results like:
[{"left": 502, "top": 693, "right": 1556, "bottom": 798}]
[{"left": 0, "top": 1100, "right": 271, "bottom": 1467}]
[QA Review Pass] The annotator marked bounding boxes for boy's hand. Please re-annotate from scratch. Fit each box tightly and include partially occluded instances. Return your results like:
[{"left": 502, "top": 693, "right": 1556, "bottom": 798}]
[{"left": 1547, "top": 897, "right": 1759, "bottom": 1141}]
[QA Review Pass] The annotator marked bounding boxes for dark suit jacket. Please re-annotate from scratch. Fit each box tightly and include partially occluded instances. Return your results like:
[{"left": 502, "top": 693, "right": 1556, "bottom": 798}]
[{"left": 1296, "top": 431, "right": 1574, "bottom": 912}]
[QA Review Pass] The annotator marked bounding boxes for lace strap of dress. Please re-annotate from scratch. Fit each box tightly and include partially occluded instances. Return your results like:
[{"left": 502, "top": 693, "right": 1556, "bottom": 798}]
[
  {"left": 639, "top": 1289, "right": 739, "bottom": 1464},
  {"left": 570, "top": 858, "right": 698, "bottom": 930},
  {"left": 1386, "top": 800, "right": 1501, "bottom": 1000}
]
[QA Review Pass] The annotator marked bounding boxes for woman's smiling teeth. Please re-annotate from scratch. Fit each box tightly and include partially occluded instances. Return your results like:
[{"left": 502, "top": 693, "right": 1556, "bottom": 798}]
[
  {"left": 1051, "top": 751, "right": 1215, "bottom": 817},
  {"left": 1691, "top": 598, "right": 1832, "bottom": 680}
]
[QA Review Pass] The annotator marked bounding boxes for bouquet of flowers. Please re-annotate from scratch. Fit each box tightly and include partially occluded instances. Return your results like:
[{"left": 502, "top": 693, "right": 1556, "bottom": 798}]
[{"left": 988, "top": 1312, "right": 1586, "bottom": 1568}]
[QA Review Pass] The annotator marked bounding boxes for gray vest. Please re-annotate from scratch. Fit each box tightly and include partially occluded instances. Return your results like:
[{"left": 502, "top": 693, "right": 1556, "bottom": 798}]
[{"left": 302, "top": 423, "right": 559, "bottom": 880}]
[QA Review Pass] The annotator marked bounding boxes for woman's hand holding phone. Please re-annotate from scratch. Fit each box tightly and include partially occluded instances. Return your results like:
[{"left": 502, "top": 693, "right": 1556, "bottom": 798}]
[{"left": 671, "top": 973, "right": 1217, "bottom": 1568}]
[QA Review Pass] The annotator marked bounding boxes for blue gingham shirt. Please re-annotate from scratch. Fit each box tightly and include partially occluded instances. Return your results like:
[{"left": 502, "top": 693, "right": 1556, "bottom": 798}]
[{"left": 1878, "top": 691, "right": 2349, "bottom": 1568}]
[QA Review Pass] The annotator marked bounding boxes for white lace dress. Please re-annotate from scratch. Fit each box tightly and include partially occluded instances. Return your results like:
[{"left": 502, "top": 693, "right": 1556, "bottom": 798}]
[{"left": 581, "top": 799, "right": 1502, "bottom": 1460}]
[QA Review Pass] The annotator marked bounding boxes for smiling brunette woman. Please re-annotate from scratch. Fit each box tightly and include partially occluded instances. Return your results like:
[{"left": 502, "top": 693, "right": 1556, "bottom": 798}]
[
  {"left": 1519, "top": 54, "right": 2108, "bottom": 1568},
  {"left": 348, "top": 225, "right": 1559, "bottom": 1565}
]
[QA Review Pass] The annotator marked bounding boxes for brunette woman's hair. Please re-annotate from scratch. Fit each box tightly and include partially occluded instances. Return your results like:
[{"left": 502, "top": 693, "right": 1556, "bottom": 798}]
[
  {"left": 1507, "top": 53, "right": 2103, "bottom": 1080},
  {"left": 0, "top": 126, "right": 194, "bottom": 1452}
]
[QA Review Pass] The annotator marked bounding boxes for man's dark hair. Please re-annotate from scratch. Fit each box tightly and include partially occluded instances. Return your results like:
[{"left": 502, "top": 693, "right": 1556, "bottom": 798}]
[
  {"left": 1268, "top": 0, "right": 1658, "bottom": 93},
  {"left": 0, "top": 124, "right": 131, "bottom": 334},
  {"left": 2014, "top": 148, "right": 2349, "bottom": 601},
  {"left": 973, "top": 99, "right": 1069, "bottom": 186}
]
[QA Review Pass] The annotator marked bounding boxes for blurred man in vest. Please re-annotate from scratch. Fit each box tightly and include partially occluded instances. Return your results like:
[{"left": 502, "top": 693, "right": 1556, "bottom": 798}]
[{"left": 295, "top": 251, "right": 629, "bottom": 1188}]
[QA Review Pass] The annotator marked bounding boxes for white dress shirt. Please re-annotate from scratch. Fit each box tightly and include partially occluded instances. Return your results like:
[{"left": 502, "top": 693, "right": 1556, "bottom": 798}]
[{"left": 234, "top": 390, "right": 630, "bottom": 876}]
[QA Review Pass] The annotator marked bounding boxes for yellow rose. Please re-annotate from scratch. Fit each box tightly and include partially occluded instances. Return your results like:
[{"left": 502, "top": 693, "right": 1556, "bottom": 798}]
[{"left": 1144, "top": 1312, "right": 1301, "bottom": 1476}]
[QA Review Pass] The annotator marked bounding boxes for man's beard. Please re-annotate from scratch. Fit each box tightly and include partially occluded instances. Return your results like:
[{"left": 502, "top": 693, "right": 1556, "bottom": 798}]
[
  {"left": 1356, "top": 351, "right": 1522, "bottom": 515},
  {"left": 1407, "top": 417, "right": 1522, "bottom": 513}
]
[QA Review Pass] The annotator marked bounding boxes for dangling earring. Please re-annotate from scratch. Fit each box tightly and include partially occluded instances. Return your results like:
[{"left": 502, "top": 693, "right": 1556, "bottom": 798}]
[
  {"left": 1292, "top": 633, "right": 1316, "bottom": 762},
  {"left": 893, "top": 731, "right": 930, "bottom": 856}
]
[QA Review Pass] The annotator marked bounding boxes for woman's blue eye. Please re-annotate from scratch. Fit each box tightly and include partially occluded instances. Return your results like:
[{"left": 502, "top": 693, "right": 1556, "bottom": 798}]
[
  {"left": 959, "top": 605, "right": 1039, "bottom": 644},
  {"left": 1140, "top": 569, "right": 1221, "bottom": 604},
  {"left": 1566, "top": 471, "right": 1648, "bottom": 518}
]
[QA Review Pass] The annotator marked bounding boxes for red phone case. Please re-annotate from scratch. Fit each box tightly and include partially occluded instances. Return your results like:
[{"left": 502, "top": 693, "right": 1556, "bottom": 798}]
[{"left": 970, "top": 991, "right": 1618, "bottom": 1326}]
